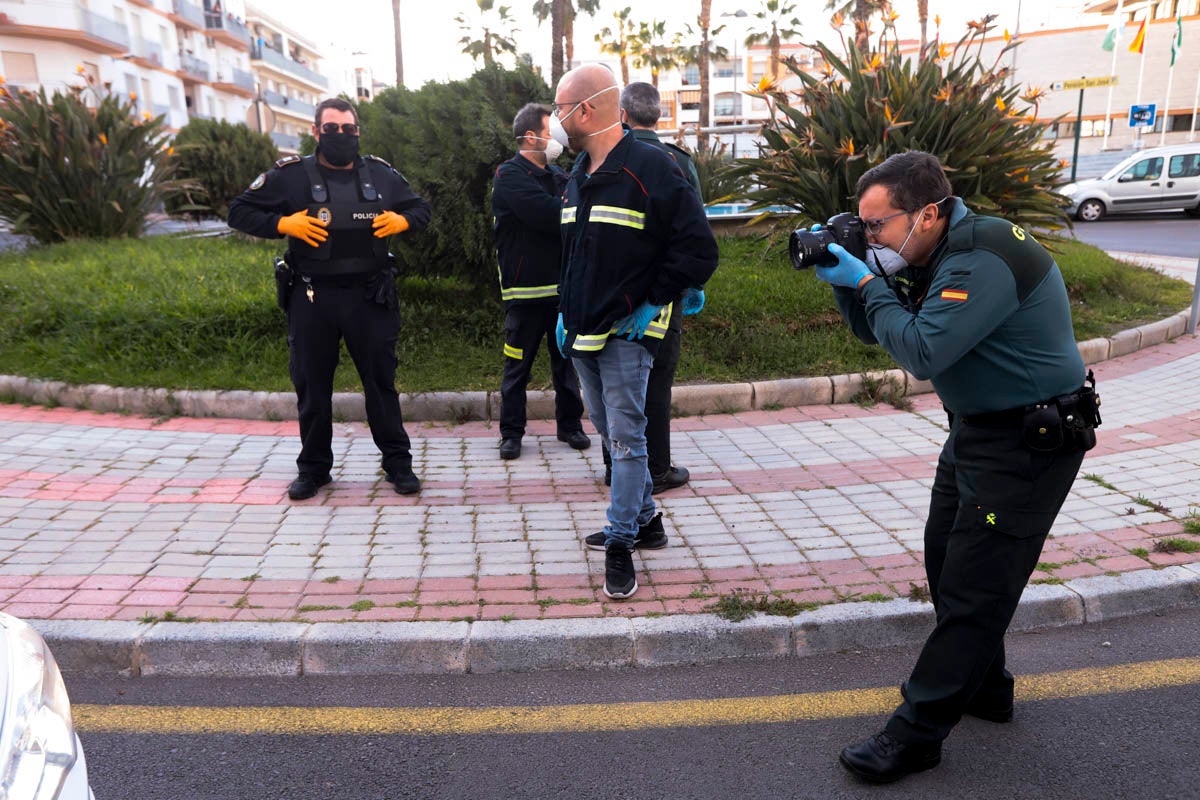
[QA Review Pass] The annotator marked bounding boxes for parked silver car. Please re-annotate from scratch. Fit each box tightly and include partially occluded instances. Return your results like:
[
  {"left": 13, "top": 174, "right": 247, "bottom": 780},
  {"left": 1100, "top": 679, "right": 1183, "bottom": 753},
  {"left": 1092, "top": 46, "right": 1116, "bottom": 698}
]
[
  {"left": 0, "top": 613, "right": 95, "bottom": 799},
  {"left": 1061, "top": 143, "right": 1200, "bottom": 221}
]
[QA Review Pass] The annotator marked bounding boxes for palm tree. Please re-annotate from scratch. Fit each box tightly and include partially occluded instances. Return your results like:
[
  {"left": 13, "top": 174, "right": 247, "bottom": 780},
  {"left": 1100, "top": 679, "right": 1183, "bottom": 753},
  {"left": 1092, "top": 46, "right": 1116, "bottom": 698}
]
[
  {"left": 596, "top": 7, "right": 636, "bottom": 86},
  {"left": 744, "top": 0, "right": 802, "bottom": 83},
  {"left": 391, "top": 0, "right": 404, "bottom": 85},
  {"left": 562, "top": 0, "right": 600, "bottom": 72},
  {"left": 628, "top": 19, "right": 679, "bottom": 89},
  {"left": 825, "top": 0, "right": 891, "bottom": 52},
  {"left": 455, "top": 0, "right": 520, "bottom": 68},
  {"left": 677, "top": 3, "right": 730, "bottom": 146},
  {"left": 917, "top": 0, "right": 929, "bottom": 61},
  {"left": 533, "top": 0, "right": 599, "bottom": 86}
]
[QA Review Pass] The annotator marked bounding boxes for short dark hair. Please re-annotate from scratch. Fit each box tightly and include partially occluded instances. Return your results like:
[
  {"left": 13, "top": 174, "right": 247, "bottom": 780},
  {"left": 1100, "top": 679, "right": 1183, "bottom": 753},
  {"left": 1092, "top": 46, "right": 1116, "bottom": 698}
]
[
  {"left": 512, "top": 102, "right": 550, "bottom": 140},
  {"left": 620, "top": 82, "right": 661, "bottom": 128},
  {"left": 314, "top": 97, "right": 358, "bottom": 128},
  {"left": 856, "top": 151, "right": 954, "bottom": 213}
]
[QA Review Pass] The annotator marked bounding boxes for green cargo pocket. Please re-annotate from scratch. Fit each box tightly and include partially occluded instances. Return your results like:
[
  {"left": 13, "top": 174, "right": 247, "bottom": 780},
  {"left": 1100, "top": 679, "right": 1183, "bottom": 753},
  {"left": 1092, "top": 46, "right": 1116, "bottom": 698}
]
[{"left": 974, "top": 505, "right": 1057, "bottom": 540}]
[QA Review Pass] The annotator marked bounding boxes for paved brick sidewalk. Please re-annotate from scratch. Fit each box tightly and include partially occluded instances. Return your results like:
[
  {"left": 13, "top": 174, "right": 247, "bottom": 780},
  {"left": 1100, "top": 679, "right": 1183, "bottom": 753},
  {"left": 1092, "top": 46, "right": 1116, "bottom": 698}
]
[{"left": 1, "top": 335, "right": 1198, "bottom": 625}]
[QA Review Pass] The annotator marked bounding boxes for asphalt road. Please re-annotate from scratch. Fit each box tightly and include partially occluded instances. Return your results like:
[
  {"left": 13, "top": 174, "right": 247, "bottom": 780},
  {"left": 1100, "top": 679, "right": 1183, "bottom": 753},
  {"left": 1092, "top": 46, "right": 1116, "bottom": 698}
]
[
  {"left": 1067, "top": 212, "right": 1200, "bottom": 259},
  {"left": 69, "top": 606, "right": 1200, "bottom": 800}
]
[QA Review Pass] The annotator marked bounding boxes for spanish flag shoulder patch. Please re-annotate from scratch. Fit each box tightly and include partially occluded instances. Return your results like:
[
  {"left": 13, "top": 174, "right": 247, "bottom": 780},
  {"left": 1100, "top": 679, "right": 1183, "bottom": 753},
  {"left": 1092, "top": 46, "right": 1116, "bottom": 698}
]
[{"left": 941, "top": 289, "right": 969, "bottom": 302}]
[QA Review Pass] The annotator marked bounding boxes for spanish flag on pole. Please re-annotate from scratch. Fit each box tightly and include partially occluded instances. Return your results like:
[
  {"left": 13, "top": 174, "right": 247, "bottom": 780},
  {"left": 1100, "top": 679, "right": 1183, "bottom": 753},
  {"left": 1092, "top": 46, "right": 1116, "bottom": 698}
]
[{"left": 1128, "top": 19, "right": 1146, "bottom": 54}]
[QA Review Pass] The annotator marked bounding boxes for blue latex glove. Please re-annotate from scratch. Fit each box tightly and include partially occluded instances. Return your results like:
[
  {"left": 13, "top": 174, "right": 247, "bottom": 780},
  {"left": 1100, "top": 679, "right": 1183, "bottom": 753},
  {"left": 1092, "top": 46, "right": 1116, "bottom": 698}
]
[
  {"left": 555, "top": 312, "right": 566, "bottom": 356},
  {"left": 614, "top": 301, "right": 664, "bottom": 340},
  {"left": 814, "top": 243, "right": 872, "bottom": 289},
  {"left": 682, "top": 287, "right": 705, "bottom": 316}
]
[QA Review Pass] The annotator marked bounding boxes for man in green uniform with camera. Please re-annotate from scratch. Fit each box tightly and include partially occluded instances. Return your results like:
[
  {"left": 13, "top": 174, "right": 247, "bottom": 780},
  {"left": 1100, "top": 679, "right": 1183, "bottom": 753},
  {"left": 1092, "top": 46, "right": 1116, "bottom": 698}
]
[{"left": 812, "top": 151, "right": 1101, "bottom": 783}]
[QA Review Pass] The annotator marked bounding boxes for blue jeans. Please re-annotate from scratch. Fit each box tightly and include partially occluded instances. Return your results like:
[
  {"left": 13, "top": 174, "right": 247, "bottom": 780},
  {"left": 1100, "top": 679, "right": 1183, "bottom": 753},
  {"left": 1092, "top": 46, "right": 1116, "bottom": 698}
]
[{"left": 573, "top": 338, "right": 656, "bottom": 549}]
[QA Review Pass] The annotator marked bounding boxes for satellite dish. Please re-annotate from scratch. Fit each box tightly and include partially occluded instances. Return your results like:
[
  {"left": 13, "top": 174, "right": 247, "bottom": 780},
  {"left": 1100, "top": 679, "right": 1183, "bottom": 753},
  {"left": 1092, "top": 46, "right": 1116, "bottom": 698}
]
[{"left": 246, "top": 98, "right": 276, "bottom": 133}]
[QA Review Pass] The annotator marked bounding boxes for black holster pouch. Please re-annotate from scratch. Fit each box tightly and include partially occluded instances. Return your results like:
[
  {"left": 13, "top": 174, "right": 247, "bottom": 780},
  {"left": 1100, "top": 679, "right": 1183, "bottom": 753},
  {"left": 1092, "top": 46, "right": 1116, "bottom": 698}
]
[
  {"left": 274, "top": 254, "right": 293, "bottom": 311},
  {"left": 365, "top": 260, "right": 399, "bottom": 310},
  {"left": 1025, "top": 370, "right": 1102, "bottom": 453}
]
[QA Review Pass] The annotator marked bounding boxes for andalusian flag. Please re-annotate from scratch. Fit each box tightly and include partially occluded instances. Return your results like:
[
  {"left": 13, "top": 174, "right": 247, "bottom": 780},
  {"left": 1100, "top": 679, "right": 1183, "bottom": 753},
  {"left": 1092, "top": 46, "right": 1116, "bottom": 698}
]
[
  {"left": 1129, "top": 19, "right": 1146, "bottom": 54},
  {"left": 1101, "top": 16, "right": 1122, "bottom": 51},
  {"left": 1170, "top": 9, "right": 1184, "bottom": 67}
]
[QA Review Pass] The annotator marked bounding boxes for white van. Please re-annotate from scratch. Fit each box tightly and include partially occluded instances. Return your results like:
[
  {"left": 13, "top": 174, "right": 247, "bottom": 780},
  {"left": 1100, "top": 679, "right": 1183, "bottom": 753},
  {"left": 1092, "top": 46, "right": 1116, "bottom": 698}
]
[{"left": 1061, "top": 143, "right": 1200, "bottom": 221}]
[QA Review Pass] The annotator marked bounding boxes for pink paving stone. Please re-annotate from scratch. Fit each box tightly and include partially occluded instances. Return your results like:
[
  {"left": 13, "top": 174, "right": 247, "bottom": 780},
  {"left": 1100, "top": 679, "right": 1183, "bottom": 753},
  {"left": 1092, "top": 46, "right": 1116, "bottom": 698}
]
[
  {"left": 10, "top": 588, "right": 74, "bottom": 604},
  {"left": 535, "top": 588, "right": 598, "bottom": 604},
  {"left": 0, "top": 576, "right": 31, "bottom": 589},
  {"left": 3, "top": 603, "right": 72, "bottom": 619},
  {"left": 178, "top": 592, "right": 243, "bottom": 608},
  {"left": 784, "top": 588, "right": 839, "bottom": 604},
  {"left": 1148, "top": 551, "right": 1200, "bottom": 567},
  {"left": 660, "top": 598, "right": 717, "bottom": 615},
  {"left": 355, "top": 606, "right": 420, "bottom": 622},
  {"left": 69, "top": 589, "right": 130, "bottom": 605},
  {"left": 651, "top": 583, "right": 707, "bottom": 600},
  {"left": 704, "top": 566, "right": 764, "bottom": 582},
  {"left": 1140, "top": 521, "right": 1187, "bottom": 535},
  {"left": 758, "top": 563, "right": 816, "bottom": 578},
  {"left": 53, "top": 604, "right": 119, "bottom": 620},
  {"left": 812, "top": 558, "right": 870, "bottom": 576},
  {"left": 132, "top": 577, "right": 195, "bottom": 592},
  {"left": 234, "top": 608, "right": 302, "bottom": 622},
  {"left": 295, "top": 595, "right": 348, "bottom": 609},
  {"left": 76, "top": 575, "right": 140, "bottom": 591},
  {"left": 303, "top": 580, "right": 365, "bottom": 595},
  {"left": 418, "top": 577, "right": 476, "bottom": 592},
  {"left": 476, "top": 576, "right": 534, "bottom": 591},
  {"left": 1101, "top": 527, "right": 1157, "bottom": 543},
  {"left": 355, "top": 594, "right": 419, "bottom": 607},
  {"left": 842, "top": 583, "right": 897, "bottom": 599},
  {"left": 245, "top": 593, "right": 306, "bottom": 609},
  {"left": 540, "top": 603, "right": 604, "bottom": 619},
  {"left": 874, "top": 566, "right": 928, "bottom": 584},
  {"left": 478, "top": 604, "right": 541, "bottom": 621},
  {"left": 477, "top": 589, "right": 538, "bottom": 605},
  {"left": 243, "top": 580, "right": 309, "bottom": 594},
  {"left": 191, "top": 579, "right": 257, "bottom": 593},
  {"left": 603, "top": 600, "right": 668, "bottom": 617},
  {"left": 418, "top": 590, "right": 479, "bottom": 606},
  {"left": 863, "top": 553, "right": 921, "bottom": 569},
  {"left": 826, "top": 570, "right": 882, "bottom": 587},
  {"left": 767, "top": 575, "right": 825, "bottom": 592},
  {"left": 1052, "top": 562, "right": 1105, "bottom": 580},
  {"left": 706, "top": 579, "right": 771, "bottom": 595},
  {"left": 122, "top": 590, "right": 189, "bottom": 606},
  {"left": 181, "top": 606, "right": 240, "bottom": 621},
  {"left": 1096, "top": 555, "right": 1154, "bottom": 572}
]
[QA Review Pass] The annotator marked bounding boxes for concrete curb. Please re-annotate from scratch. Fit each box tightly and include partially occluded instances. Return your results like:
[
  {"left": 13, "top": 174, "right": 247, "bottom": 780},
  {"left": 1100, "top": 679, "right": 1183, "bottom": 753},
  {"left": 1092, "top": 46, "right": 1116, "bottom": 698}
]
[
  {"left": 1, "top": 309, "right": 1192, "bottom": 423},
  {"left": 30, "top": 565, "right": 1200, "bottom": 677}
]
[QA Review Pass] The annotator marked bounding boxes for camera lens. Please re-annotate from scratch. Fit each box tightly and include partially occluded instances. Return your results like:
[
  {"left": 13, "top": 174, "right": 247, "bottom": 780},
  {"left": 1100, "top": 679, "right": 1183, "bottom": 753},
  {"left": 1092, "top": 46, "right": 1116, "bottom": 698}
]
[{"left": 789, "top": 229, "right": 837, "bottom": 269}]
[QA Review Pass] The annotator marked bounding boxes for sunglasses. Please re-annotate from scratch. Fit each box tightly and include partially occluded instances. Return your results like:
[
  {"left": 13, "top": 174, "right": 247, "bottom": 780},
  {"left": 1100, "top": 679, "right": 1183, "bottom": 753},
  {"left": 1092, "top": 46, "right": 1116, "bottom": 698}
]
[{"left": 319, "top": 122, "right": 360, "bottom": 135}]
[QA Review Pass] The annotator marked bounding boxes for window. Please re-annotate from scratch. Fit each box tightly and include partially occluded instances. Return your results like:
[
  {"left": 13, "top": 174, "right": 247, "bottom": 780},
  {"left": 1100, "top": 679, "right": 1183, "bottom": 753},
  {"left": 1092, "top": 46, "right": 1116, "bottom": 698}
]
[
  {"left": 1169, "top": 154, "right": 1200, "bottom": 179},
  {"left": 1, "top": 51, "right": 38, "bottom": 84},
  {"left": 681, "top": 64, "right": 699, "bottom": 85},
  {"left": 168, "top": 85, "right": 182, "bottom": 110},
  {"left": 714, "top": 92, "right": 742, "bottom": 116},
  {"left": 81, "top": 61, "right": 99, "bottom": 85},
  {"left": 1122, "top": 157, "right": 1163, "bottom": 181}
]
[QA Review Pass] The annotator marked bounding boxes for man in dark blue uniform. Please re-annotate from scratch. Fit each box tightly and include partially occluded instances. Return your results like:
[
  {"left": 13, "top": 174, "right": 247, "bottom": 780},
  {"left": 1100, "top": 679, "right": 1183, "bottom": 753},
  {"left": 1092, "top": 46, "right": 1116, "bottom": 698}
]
[
  {"left": 492, "top": 102, "right": 588, "bottom": 461},
  {"left": 553, "top": 65, "right": 719, "bottom": 599},
  {"left": 228, "top": 98, "right": 431, "bottom": 501},
  {"left": 815, "top": 152, "right": 1100, "bottom": 782}
]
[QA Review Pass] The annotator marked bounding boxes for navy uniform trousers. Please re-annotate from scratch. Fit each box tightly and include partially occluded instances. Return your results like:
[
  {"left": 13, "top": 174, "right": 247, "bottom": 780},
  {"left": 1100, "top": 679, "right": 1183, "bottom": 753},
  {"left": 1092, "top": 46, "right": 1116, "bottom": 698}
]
[
  {"left": 885, "top": 416, "right": 1086, "bottom": 745},
  {"left": 499, "top": 303, "right": 584, "bottom": 440}
]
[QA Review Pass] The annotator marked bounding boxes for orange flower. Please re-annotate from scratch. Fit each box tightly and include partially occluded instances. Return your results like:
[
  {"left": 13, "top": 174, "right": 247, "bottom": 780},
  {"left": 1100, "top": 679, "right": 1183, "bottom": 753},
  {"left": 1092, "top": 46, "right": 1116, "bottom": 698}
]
[
  {"left": 1003, "top": 29, "right": 1011, "bottom": 44},
  {"left": 0, "top": 74, "right": 6, "bottom": 84},
  {"left": 167, "top": 146, "right": 175, "bottom": 156},
  {"left": 935, "top": 14, "right": 941, "bottom": 27},
  {"left": 76, "top": 64, "right": 85, "bottom": 74},
  {"left": 886, "top": 9, "right": 899, "bottom": 23},
  {"left": 142, "top": 110, "right": 152, "bottom": 120},
  {"left": 934, "top": 84, "right": 953, "bottom": 103},
  {"left": 755, "top": 74, "right": 777, "bottom": 93},
  {"left": 99, "top": 133, "right": 108, "bottom": 145},
  {"left": 835, "top": 137, "right": 856, "bottom": 157},
  {"left": 994, "top": 96, "right": 1006, "bottom": 112},
  {"left": 883, "top": 102, "right": 898, "bottom": 125},
  {"left": 1020, "top": 84, "right": 1046, "bottom": 104},
  {"left": 859, "top": 53, "right": 882, "bottom": 75},
  {"left": 830, "top": 11, "right": 845, "bottom": 28},
  {"left": 130, "top": 92, "right": 138, "bottom": 101},
  {"left": 936, "top": 43, "right": 953, "bottom": 60},
  {"left": 1059, "top": 159, "right": 1071, "bottom": 169}
]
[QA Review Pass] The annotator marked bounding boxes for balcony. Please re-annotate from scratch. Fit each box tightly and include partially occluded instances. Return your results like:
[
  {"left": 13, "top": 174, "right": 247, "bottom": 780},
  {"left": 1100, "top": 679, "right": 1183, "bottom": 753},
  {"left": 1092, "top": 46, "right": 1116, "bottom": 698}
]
[
  {"left": 212, "top": 66, "right": 255, "bottom": 98},
  {"left": 251, "top": 43, "right": 328, "bottom": 89},
  {"left": 170, "top": 0, "right": 206, "bottom": 31},
  {"left": 178, "top": 52, "right": 210, "bottom": 82},
  {"left": 204, "top": 11, "right": 250, "bottom": 50},
  {"left": 81, "top": 8, "right": 130, "bottom": 50},
  {"left": 133, "top": 37, "right": 164, "bottom": 67},
  {"left": 271, "top": 131, "right": 301, "bottom": 152},
  {"left": 264, "top": 89, "right": 315, "bottom": 120},
  {"left": 154, "top": 102, "right": 172, "bottom": 117},
  {"left": 0, "top": 6, "right": 133, "bottom": 55}
]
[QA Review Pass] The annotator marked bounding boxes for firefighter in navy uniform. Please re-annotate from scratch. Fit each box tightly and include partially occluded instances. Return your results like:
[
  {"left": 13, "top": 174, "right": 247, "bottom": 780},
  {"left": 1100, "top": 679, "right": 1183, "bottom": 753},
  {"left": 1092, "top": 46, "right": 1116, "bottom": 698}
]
[
  {"left": 227, "top": 98, "right": 432, "bottom": 501},
  {"left": 492, "top": 102, "right": 588, "bottom": 460},
  {"left": 814, "top": 152, "right": 1101, "bottom": 783}
]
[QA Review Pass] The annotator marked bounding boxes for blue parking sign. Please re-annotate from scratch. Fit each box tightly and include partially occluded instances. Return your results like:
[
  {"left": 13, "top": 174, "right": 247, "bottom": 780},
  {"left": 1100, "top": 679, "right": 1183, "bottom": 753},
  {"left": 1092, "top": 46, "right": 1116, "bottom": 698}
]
[{"left": 1129, "top": 104, "right": 1157, "bottom": 127}]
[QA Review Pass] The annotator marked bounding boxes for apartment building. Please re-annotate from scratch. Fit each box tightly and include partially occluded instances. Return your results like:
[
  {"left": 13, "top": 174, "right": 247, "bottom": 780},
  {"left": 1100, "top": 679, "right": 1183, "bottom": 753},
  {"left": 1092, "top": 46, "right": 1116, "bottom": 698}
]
[
  {"left": 245, "top": 3, "right": 328, "bottom": 154},
  {"left": 0, "top": 0, "right": 254, "bottom": 130}
]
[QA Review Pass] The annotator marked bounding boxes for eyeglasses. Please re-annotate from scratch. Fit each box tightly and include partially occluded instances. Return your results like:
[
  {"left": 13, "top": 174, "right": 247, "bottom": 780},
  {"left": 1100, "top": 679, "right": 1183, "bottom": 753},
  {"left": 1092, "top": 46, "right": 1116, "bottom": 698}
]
[
  {"left": 862, "top": 209, "right": 911, "bottom": 236},
  {"left": 550, "top": 100, "right": 585, "bottom": 116},
  {"left": 319, "top": 122, "right": 360, "bottom": 135}
]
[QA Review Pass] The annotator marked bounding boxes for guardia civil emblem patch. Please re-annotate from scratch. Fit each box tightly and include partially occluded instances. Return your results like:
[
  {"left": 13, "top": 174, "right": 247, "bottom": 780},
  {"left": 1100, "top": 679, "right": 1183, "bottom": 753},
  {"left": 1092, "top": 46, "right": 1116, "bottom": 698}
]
[
  {"left": 316, "top": 207, "right": 332, "bottom": 224},
  {"left": 249, "top": 173, "right": 266, "bottom": 190}
]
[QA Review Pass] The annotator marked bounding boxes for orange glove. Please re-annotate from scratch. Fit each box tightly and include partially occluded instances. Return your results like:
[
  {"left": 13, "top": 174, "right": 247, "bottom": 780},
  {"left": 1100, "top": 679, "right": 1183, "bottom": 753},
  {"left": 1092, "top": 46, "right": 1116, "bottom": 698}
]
[
  {"left": 277, "top": 210, "right": 327, "bottom": 247},
  {"left": 372, "top": 210, "right": 410, "bottom": 238}
]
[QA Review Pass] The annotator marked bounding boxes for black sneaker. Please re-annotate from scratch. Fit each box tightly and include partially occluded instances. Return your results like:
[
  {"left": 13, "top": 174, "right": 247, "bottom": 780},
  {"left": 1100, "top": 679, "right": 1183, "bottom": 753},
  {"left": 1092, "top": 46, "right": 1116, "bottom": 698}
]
[
  {"left": 386, "top": 468, "right": 421, "bottom": 495},
  {"left": 558, "top": 430, "right": 591, "bottom": 450},
  {"left": 585, "top": 513, "right": 667, "bottom": 551},
  {"left": 839, "top": 731, "right": 942, "bottom": 784},
  {"left": 499, "top": 438, "right": 521, "bottom": 460},
  {"left": 603, "top": 543, "right": 638, "bottom": 599},
  {"left": 287, "top": 474, "right": 331, "bottom": 500},
  {"left": 651, "top": 465, "right": 690, "bottom": 494}
]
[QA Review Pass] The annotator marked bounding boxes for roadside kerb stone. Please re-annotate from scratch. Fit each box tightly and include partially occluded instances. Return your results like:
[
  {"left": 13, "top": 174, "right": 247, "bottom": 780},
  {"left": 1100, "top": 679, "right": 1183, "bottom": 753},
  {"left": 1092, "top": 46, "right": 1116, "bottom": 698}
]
[
  {"left": 794, "top": 598, "right": 932, "bottom": 656},
  {"left": 331, "top": 392, "right": 366, "bottom": 421},
  {"left": 467, "top": 618, "right": 634, "bottom": 673},
  {"left": 832, "top": 370, "right": 908, "bottom": 405},
  {"left": 403, "top": 391, "right": 488, "bottom": 422},
  {"left": 1136, "top": 317, "right": 1174, "bottom": 348},
  {"left": 1076, "top": 337, "right": 1110, "bottom": 365},
  {"left": 31, "top": 620, "right": 147, "bottom": 674},
  {"left": 903, "top": 372, "right": 934, "bottom": 397},
  {"left": 751, "top": 376, "right": 833, "bottom": 408},
  {"left": 631, "top": 613, "right": 792, "bottom": 667},
  {"left": 139, "top": 622, "right": 308, "bottom": 677},
  {"left": 1009, "top": 582, "right": 1085, "bottom": 631},
  {"left": 304, "top": 621, "right": 469, "bottom": 675},
  {"left": 672, "top": 383, "right": 754, "bottom": 416},
  {"left": 1108, "top": 328, "right": 1141, "bottom": 358},
  {"left": 1068, "top": 566, "right": 1200, "bottom": 623},
  {"left": 1166, "top": 310, "right": 1189, "bottom": 339}
]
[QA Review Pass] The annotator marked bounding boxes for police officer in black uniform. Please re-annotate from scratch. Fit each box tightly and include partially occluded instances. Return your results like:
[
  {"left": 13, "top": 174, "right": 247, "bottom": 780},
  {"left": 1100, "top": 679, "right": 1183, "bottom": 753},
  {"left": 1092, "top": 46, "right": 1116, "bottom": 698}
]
[
  {"left": 492, "top": 102, "right": 588, "bottom": 460},
  {"left": 811, "top": 152, "right": 1101, "bottom": 783},
  {"left": 228, "top": 98, "right": 432, "bottom": 501}
]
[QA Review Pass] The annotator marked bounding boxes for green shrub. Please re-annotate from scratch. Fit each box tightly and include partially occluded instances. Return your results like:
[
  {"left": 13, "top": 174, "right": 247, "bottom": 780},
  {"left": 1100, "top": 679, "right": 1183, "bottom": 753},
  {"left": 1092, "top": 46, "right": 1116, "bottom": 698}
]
[
  {"left": 356, "top": 64, "right": 551, "bottom": 287},
  {"left": 736, "top": 15, "right": 1067, "bottom": 232},
  {"left": 167, "top": 118, "right": 278, "bottom": 218},
  {"left": 691, "top": 137, "right": 752, "bottom": 204},
  {"left": 0, "top": 76, "right": 180, "bottom": 243}
]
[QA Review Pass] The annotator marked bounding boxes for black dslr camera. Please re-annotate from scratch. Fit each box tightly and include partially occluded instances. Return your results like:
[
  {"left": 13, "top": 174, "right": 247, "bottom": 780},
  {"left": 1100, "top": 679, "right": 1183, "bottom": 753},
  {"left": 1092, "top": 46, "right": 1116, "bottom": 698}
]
[{"left": 789, "top": 212, "right": 869, "bottom": 269}]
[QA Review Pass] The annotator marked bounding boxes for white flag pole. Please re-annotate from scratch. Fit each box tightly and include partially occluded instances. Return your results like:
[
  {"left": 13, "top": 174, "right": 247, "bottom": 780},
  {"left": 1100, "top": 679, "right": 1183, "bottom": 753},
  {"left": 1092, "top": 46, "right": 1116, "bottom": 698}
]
[
  {"left": 1190, "top": 62, "right": 1199, "bottom": 143},
  {"left": 1161, "top": 64, "right": 1176, "bottom": 146},
  {"left": 1102, "top": 0, "right": 1124, "bottom": 149},
  {"left": 1134, "top": 13, "right": 1147, "bottom": 149}
]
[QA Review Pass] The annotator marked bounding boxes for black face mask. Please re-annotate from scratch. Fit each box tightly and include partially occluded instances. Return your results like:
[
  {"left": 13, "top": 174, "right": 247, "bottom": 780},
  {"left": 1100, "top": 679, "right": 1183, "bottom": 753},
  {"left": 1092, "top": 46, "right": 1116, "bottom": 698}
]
[{"left": 318, "top": 132, "right": 360, "bottom": 167}]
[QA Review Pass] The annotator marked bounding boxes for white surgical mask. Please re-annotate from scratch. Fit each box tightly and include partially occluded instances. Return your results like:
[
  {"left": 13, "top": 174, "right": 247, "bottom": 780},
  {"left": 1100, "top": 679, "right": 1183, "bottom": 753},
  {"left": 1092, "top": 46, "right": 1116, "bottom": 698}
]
[
  {"left": 519, "top": 136, "right": 563, "bottom": 163},
  {"left": 867, "top": 244, "right": 908, "bottom": 276},
  {"left": 549, "top": 85, "right": 618, "bottom": 148}
]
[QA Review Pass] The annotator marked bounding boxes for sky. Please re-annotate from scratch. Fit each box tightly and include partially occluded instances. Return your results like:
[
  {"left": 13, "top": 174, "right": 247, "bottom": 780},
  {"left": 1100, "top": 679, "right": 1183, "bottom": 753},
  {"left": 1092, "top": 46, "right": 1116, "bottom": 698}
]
[{"left": 251, "top": 0, "right": 1089, "bottom": 91}]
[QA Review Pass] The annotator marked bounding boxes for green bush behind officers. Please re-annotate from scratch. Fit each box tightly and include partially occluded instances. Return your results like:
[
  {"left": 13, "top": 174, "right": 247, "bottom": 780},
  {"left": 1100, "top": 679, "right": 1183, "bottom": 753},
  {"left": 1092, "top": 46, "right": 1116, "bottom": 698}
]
[{"left": 812, "top": 151, "right": 1101, "bottom": 784}]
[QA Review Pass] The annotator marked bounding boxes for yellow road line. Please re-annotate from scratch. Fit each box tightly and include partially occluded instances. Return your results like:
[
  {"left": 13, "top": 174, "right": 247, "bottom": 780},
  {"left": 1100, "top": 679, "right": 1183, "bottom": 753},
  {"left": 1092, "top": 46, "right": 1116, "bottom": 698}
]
[{"left": 73, "top": 656, "right": 1200, "bottom": 737}]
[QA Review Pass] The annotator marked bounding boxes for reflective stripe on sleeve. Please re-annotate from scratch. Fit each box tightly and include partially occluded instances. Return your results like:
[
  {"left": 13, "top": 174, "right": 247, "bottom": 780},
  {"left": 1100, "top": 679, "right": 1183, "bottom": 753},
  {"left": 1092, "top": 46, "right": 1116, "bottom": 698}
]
[
  {"left": 503, "top": 344, "right": 524, "bottom": 360},
  {"left": 500, "top": 284, "right": 559, "bottom": 301},
  {"left": 589, "top": 205, "right": 646, "bottom": 230},
  {"left": 561, "top": 206, "right": 577, "bottom": 224}
]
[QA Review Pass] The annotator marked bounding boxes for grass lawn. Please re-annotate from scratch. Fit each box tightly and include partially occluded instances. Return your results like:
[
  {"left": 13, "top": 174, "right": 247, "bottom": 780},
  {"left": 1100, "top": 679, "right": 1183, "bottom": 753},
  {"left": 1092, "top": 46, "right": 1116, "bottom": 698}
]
[{"left": 0, "top": 232, "right": 1190, "bottom": 394}]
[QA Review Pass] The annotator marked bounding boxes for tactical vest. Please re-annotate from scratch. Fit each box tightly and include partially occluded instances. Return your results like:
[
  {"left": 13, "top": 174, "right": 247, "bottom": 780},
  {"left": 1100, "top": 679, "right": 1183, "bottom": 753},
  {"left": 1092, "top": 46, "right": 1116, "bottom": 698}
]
[{"left": 288, "top": 155, "right": 390, "bottom": 275}]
